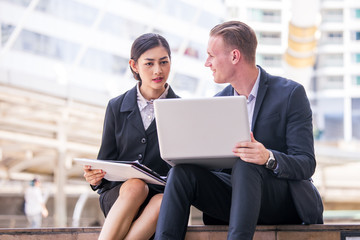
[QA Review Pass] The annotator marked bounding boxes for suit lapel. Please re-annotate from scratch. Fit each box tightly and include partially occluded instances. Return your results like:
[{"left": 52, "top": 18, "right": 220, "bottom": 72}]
[
  {"left": 251, "top": 67, "right": 268, "bottom": 131},
  {"left": 120, "top": 86, "right": 146, "bottom": 135},
  {"left": 146, "top": 85, "right": 179, "bottom": 135},
  {"left": 120, "top": 85, "right": 180, "bottom": 136}
]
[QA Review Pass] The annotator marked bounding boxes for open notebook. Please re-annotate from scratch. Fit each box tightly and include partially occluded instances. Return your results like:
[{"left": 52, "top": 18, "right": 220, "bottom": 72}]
[{"left": 74, "top": 158, "right": 166, "bottom": 186}]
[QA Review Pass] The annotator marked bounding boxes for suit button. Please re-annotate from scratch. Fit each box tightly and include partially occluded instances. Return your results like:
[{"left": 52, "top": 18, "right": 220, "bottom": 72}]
[
  {"left": 141, "top": 138, "right": 147, "bottom": 144},
  {"left": 138, "top": 154, "right": 143, "bottom": 160}
]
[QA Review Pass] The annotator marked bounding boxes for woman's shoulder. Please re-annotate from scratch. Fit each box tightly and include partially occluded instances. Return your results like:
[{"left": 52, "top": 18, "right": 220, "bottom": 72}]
[{"left": 108, "top": 85, "right": 137, "bottom": 107}]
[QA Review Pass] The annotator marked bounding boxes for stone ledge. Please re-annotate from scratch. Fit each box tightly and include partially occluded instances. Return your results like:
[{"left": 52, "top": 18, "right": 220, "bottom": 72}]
[
  {"left": 186, "top": 224, "right": 360, "bottom": 240},
  {"left": 0, "top": 224, "right": 360, "bottom": 240}
]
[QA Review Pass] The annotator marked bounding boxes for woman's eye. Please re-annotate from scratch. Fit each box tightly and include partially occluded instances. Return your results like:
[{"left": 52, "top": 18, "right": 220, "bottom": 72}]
[{"left": 145, "top": 62, "right": 153, "bottom": 66}]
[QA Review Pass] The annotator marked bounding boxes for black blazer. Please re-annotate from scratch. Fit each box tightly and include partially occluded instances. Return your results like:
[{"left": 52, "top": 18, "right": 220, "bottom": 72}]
[
  {"left": 216, "top": 66, "right": 323, "bottom": 224},
  {"left": 95, "top": 85, "right": 179, "bottom": 194}
]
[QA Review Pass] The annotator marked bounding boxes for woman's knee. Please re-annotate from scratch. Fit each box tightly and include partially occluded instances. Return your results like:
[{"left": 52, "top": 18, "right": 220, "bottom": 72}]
[
  {"left": 147, "top": 193, "right": 163, "bottom": 220},
  {"left": 119, "top": 178, "right": 149, "bottom": 201},
  {"left": 149, "top": 193, "right": 163, "bottom": 209}
]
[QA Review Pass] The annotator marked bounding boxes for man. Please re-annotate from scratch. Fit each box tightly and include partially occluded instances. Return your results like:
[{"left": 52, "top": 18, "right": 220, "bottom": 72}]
[{"left": 154, "top": 21, "right": 323, "bottom": 240}]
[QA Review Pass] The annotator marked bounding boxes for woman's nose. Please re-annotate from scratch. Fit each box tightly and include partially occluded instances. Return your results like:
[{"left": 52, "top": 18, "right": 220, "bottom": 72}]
[{"left": 155, "top": 63, "right": 162, "bottom": 74}]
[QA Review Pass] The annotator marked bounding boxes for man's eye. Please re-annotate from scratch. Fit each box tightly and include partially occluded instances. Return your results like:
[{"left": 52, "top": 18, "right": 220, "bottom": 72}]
[{"left": 160, "top": 61, "right": 169, "bottom": 65}]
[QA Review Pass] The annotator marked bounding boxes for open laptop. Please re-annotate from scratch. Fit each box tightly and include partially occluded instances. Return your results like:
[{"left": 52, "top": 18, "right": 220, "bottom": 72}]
[{"left": 154, "top": 96, "right": 250, "bottom": 169}]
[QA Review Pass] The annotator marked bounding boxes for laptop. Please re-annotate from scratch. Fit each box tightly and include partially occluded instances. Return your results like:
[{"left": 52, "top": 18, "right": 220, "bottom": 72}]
[{"left": 154, "top": 96, "right": 250, "bottom": 168}]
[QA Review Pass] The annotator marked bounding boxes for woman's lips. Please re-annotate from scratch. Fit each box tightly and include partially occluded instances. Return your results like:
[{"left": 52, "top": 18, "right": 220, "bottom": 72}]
[{"left": 153, "top": 77, "right": 163, "bottom": 83}]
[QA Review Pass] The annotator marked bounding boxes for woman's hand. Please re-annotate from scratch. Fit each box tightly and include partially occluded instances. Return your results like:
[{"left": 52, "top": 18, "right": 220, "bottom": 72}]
[{"left": 83, "top": 165, "right": 106, "bottom": 186}]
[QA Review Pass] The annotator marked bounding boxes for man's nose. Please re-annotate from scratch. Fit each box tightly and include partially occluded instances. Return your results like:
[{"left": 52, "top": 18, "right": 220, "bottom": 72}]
[{"left": 204, "top": 59, "right": 211, "bottom": 67}]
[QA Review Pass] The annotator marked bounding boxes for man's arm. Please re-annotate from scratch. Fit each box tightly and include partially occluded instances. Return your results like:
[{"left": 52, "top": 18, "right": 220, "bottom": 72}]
[{"left": 233, "top": 84, "right": 315, "bottom": 180}]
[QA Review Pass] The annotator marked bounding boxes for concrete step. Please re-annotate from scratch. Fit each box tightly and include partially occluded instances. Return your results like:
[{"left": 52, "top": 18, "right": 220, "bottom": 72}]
[{"left": 0, "top": 224, "right": 360, "bottom": 240}]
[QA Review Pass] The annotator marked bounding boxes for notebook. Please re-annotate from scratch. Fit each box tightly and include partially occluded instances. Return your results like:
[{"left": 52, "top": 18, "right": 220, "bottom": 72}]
[
  {"left": 154, "top": 96, "right": 250, "bottom": 168},
  {"left": 74, "top": 158, "right": 166, "bottom": 185}
]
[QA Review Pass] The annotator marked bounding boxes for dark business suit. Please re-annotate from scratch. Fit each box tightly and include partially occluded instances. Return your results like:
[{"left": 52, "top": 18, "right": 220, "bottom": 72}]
[
  {"left": 92, "top": 85, "right": 179, "bottom": 216},
  {"left": 155, "top": 66, "right": 323, "bottom": 240}
]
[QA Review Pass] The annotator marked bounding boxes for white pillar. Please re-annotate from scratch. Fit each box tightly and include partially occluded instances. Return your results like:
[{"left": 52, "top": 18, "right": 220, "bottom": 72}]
[{"left": 54, "top": 110, "right": 68, "bottom": 227}]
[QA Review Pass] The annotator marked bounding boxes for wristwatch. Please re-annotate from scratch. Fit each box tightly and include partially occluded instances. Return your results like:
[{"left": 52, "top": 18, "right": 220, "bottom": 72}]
[{"left": 265, "top": 150, "right": 277, "bottom": 170}]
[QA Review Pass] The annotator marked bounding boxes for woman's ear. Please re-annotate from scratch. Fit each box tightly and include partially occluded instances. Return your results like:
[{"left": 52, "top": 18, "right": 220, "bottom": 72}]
[{"left": 129, "top": 59, "right": 138, "bottom": 73}]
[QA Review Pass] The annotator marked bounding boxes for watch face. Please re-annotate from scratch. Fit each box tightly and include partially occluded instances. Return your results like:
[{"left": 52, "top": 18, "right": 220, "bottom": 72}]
[{"left": 267, "top": 159, "right": 276, "bottom": 169}]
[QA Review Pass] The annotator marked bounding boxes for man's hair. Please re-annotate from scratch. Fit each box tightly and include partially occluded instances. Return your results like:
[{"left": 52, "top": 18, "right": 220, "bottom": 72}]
[{"left": 210, "top": 21, "right": 257, "bottom": 64}]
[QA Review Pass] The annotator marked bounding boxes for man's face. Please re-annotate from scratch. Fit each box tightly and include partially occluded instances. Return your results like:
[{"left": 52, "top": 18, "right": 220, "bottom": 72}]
[{"left": 205, "top": 36, "right": 233, "bottom": 84}]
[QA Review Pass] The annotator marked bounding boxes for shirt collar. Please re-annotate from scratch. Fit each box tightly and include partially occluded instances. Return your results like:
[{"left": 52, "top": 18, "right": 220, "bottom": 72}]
[
  {"left": 137, "top": 83, "right": 169, "bottom": 111},
  {"left": 248, "top": 67, "right": 260, "bottom": 102},
  {"left": 234, "top": 67, "right": 260, "bottom": 102}
]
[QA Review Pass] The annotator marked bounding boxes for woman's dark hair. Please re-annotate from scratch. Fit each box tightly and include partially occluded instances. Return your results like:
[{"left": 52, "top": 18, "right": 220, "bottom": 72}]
[{"left": 130, "top": 33, "right": 171, "bottom": 81}]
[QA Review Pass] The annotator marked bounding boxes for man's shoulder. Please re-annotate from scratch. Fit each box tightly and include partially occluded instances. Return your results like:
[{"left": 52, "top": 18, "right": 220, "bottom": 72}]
[{"left": 261, "top": 67, "right": 302, "bottom": 89}]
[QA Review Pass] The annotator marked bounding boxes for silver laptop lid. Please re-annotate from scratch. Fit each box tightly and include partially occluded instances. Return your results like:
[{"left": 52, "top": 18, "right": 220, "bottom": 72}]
[{"left": 154, "top": 96, "right": 250, "bottom": 168}]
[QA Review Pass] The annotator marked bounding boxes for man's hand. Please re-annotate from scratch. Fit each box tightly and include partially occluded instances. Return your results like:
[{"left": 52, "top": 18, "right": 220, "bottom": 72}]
[{"left": 232, "top": 132, "right": 270, "bottom": 165}]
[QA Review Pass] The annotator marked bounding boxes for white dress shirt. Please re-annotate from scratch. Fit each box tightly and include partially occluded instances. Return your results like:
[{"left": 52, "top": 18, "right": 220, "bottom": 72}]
[
  {"left": 137, "top": 83, "right": 170, "bottom": 130},
  {"left": 234, "top": 67, "right": 261, "bottom": 130}
]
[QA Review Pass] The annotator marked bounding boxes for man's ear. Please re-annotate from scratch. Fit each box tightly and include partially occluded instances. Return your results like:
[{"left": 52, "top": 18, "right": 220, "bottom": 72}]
[
  {"left": 129, "top": 59, "right": 138, "bottom": 73},
  {"left": 231, "top": 49, "right": 241, "bottom": 64}
]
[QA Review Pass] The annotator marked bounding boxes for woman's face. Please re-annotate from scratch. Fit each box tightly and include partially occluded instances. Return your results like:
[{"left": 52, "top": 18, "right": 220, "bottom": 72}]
[{"left": 130, "top": 46, "right": 171, "bottom": 96}]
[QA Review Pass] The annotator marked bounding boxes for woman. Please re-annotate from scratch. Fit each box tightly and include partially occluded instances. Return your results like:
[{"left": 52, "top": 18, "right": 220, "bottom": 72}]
[{"left": 83, "top": 33, "right": 179, "bottom": 240}]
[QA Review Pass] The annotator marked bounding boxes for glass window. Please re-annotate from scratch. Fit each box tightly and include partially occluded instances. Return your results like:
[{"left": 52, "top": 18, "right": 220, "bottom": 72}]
[
  {"left": 318, "top": 54, "right": 343, "bottom": 67},
  {"left": 162, "top": 32, "right": 182, "bottom": 54},
  {"left": 248, "top": 9, "right": 281, "bottom": 23},
  {"left": 355, "top": 9, "right": 360, "bottom": 18},
  {"left": 197, "top": 11, "right": 223, "bottom": 29},
  {"left": 80, "top": 48, "right": 128, "bottom": 75},
  {"left": 184, "top": 41, "right": 207, "bottom": 61},
  {"left": 323, "top": 32, "right": 343, "bottom": 44},
  {"left": 35, "top": 0, "right": 98, "bottom": 26},
  {"left": 13, "top": 29, "right": 80, "bottom": 63},
  {"left": 1, "top": 23, "right": 15, "bottom": 46},
  {"left": 258, "top": 32, "right": 281, "bottom": 45},
  {"left": 351, "top": 31, "right": 360, "bottom": 41},
  {"left": 163, "top": 0, "right": 197, "bottom": 22},
  {"left": 322, "top": 9, "right": 343, "bottom": 22},
  {"left": 99, "top": 13, "right": 147, "bottom": 41},
  {"left": 352, "top": 76, "right": 360, "bottom": 86},
  {"left": 353, "top": 53, "right": 360, "bottom": 63},
  {"left": 131, "top": 0, "right": 161, "bottom": 8},
  {"left": 352, "top": 98, "right": 360, "bottom": 140},
  {"left": 317, "top": 76, "right": 343, "bottom": 90},
  {"left": 256, "top": 54, "right": 282, "bottom": 67},
  {"left": 0, "top": 0, "right": 31, "bottom": 7},
  {"left": 171, "top": 73, "right": 199, "bottom": 94},
  {"left": 315, "top": 98, "right": 344, "bottom": 141}
]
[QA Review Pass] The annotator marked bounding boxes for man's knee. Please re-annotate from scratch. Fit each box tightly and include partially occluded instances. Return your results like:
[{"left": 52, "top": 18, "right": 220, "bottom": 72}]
[
  {"left": 169, "top": 164, "right": 203, "bottom": 183},
  {"left": 232, "top": 160, "right": 266, "bottom": 184}
]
